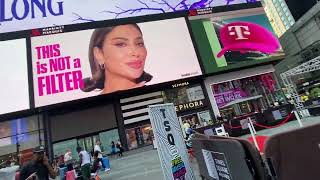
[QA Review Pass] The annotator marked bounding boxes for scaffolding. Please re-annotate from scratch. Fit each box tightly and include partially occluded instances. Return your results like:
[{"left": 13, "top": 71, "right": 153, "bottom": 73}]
[{"left": 280, "top": 56, "right": 320, "bottom": 117}]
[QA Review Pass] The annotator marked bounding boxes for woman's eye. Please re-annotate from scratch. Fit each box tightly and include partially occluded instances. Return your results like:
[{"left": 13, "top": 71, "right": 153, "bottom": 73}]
[
  {"left": 115, "top": 43, "right": 126, "bottom": 47},
  {"left": 137, "top": 42, "right": 145, "bottom": 47}
]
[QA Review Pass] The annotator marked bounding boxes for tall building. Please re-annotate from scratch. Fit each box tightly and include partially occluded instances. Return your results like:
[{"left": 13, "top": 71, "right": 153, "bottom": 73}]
[
  {"left": 276, "top": 2, "right": 320, "bottom": 86},
  {"left": 261, "top": 0, "right": 295, "bottom": 37},
  {"left": 285, "top": 0, "right": 318, "bottom": 21}
]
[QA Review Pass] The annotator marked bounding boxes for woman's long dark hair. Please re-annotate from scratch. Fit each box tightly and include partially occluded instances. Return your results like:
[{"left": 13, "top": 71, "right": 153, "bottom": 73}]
[{"left": 81, "top": 24, "right": 152, "bottom": 92}]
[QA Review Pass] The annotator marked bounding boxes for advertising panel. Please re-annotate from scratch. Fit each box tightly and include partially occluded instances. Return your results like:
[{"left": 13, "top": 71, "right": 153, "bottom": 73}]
[
  {"left": 0, "top": 0, "right": 259, "bottom": 33},
  {"left": 31, "top": 17, "right": 202, "bottom": 107},
  {"left": 189, "top": 7, "right": 285, "bottom": 74},
  {"left": 213, "top": 88, "right": 248, "bottom": 108},
  {"left": 0, "top": 39, "right": 30, "bottom": 115},
  {"left": 149, "top": 103, "right": 195, "bottom": 180},
  {"left": 210, "top": 72, "right": 277, "bottom": 121}
]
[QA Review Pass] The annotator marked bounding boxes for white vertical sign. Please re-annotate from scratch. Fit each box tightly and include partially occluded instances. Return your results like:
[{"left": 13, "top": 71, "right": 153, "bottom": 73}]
[
  {"left": 202, "top": 149, "right": 218, "bottom": 179},
  {"left": 149, "top": 103, "right": 195, "bottom": 180}
]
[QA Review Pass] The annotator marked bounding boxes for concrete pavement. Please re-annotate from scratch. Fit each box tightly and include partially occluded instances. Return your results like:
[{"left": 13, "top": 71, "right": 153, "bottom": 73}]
[
  {"left": 98, "top": 146, "right": 201, "bottom": 180},
  {"left": 98, "top": 116, "right": 320, "bottom": 179}
]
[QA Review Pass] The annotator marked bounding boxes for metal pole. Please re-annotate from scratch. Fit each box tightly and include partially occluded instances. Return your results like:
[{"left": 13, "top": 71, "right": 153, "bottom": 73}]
[
  {"left": 248, "top": 122, "right": 260, "bottom": 151},
  {"left": 248, "top": 117, "right": 257, "bottom": 135},
  {"left": 294, "top": 111, "right": 304, "bottom": 127}
]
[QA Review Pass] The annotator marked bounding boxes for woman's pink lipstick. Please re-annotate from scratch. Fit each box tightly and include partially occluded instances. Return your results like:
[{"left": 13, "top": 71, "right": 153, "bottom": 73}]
[{"left": 126, "top": 60, "right": 143, "bottom": 69}]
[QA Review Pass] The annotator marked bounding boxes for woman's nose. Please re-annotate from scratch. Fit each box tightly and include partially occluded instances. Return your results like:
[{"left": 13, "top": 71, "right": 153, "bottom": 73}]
[{"left": 128, "top": 46, "right": 140, "bottom": 57}]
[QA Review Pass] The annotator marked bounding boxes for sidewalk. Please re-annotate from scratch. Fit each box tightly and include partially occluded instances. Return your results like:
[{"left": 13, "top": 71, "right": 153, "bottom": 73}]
[
  {"left": 98, "top": 146, "right": 201, "bottom": 180},
  {"left": 97, "top": 117, "right": 320, "bottom": 179}
]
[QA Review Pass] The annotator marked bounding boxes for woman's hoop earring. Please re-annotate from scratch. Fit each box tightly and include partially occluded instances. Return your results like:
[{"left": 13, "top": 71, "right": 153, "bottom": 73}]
[{"left": 99, "top": 63, "right": 105, "bottom": 70}]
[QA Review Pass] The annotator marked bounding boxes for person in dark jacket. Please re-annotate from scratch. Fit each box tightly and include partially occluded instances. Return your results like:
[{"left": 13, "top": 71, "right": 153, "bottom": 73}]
[{"left": 20, "top": 146, "right": 58, "bottom": 180}]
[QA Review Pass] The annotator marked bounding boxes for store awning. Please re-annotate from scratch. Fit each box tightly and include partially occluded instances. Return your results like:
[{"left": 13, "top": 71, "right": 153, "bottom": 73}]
[{"left": 220, "top": 95, "right": 263, "bottom": 108}]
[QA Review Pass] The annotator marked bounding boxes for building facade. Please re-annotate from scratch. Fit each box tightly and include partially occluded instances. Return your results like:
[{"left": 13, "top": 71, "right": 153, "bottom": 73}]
[
  {"left": 284, "top": 0, "right": 318, "bottom": 21},
  {"left": 276, "top": 2, "right": 320, "bottom": 81},
  {"left": 0, "top": 1, "right": 291, "bottom": 170},
  {"left": 261, "top": 0, "right": 295, "bottom": 37}
]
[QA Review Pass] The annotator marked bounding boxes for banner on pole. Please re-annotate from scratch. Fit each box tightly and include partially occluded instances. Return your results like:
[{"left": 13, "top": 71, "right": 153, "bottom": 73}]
[{"left": 149, "top": 103, "right": 195, "bottom": 180}]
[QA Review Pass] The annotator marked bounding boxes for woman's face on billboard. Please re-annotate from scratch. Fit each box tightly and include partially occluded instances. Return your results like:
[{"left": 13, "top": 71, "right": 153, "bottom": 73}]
[{"left": 94, "top": 25, "right": 147, "bottom": 81}]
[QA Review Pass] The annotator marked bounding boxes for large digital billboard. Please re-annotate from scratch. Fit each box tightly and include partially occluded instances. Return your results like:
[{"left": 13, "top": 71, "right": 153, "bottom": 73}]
[
  {"left": 0, "top": 39, "right": 30, "bottom": 115},
  {"left": 31, "top": 17, "right": 202, "bottom": 107},
  {"left": 189, "top": 6, "right": 285, "bottom": 74},
  {"left": 0, "top": 0, "right": 259, "bottom": 33}
]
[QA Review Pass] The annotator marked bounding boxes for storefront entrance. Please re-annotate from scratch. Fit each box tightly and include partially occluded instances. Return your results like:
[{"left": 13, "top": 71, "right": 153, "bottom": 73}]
[
  {"left": 53, "top": 129, "right": 120, "bottom": 161},
  {"left": 179, "top": 110, "right": 212, "bottom": 130},
  {"left": 207, "top": 70, "right": 292, "bottom": 136},
  {"left": 77, "top": 135, "right": 100, "bottom": 153},
  {"left": 126, "top": 124, "right": 154, "bottom": 150}
]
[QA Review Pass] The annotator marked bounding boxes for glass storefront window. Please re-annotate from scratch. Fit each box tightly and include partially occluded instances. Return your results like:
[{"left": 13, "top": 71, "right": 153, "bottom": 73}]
[
  {"left": 77, "top": 139, "right": 86, "bottom": 152},
  {"left": 239, "top": 102, "right": 251, "bottom": 114},
  {"left": 0, "top": 121, "right": 12, "bottom": 140},
  {"left": 53, "top": 139, "right": 78, "bottom": 161},
  {"left": 163, "top": 87, "right": 189, "bottom": 104},
  {"left": 180, "top": 113, "right": 202, "bottom": 129},
  {"left": 212, "top": 73, "right": 280, "bottom": 118},
  {"left": 162, "top": 84, "right": 215, "bottom": 129},
  {"left": 52, "top": 129, "right": 120, "bottom": 161},
  {"left": 0, "top": 116, "right": 44, "bottom": 168},
  {"left": 141, "top": 125, "right": 154, "bottom": 145},
  {"left": 163, "top": 85, "right": 205, "bottom": 104},
  {"left": 198, "top": 111, "right": 213, "bottom": 126},
  {"left": 186, "top": 86, "right": 205, "bottom": 101},
  {"left": 126, "top": 128, "right": 137, "bottom": 150},
  {"left": 179, "top": 110, "right": 215, "bottom": 136},
  {"left": 84, "top": 137, "right": 94, "bottom": 152},
  {"left": 99, "top": 129, "right": 119, "bottom": 154},
  {"left": 19, "top": 130, "right": 44, "bottom": 152},
  {"left": 126, "top": 124, "right": 153, "bottom": 150}
]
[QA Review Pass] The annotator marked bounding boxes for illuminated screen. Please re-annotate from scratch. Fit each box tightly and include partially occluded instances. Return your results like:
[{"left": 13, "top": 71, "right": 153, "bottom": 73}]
[
  {"left": 189, "top": 7, "right": 285, "bottom": 74},
  {"left": 31, "top": 17, "right": 202, "bottom": 107},
  {"left": 0, "top": 39, "right": 30, "bottom": 115},
  {"left": 0, "top": 0, "right": 259, "bottom": 33}
]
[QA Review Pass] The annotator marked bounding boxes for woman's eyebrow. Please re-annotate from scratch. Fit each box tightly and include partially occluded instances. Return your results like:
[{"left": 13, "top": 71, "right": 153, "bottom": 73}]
[
  {"left": 135, "top": 37, "right": 143, "bottom": 40},
  {"left": 111, "top": 36, "right": 143, "bottom": 41},
  {"left": 111, "top": 37, "right": 128, "bottom": 41}
]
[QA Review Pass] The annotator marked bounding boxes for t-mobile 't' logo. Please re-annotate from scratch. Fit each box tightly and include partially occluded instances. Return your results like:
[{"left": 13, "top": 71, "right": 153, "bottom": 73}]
[{"left": 228, "top": 25, "right": 251, "bottom": 40}]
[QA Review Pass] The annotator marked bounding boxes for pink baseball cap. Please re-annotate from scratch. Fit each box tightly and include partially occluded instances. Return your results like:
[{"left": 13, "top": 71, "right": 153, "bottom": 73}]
[{"left": 217, "top": 21, "right": 281, "bottom": 58}]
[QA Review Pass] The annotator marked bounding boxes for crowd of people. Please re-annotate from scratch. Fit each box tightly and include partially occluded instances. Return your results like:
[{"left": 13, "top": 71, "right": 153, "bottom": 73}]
[
  {"left": 4, "top": 123, "right": 198, "bottom": 180},
  {"left": 15, "top": 139, "right": 125, "bottom": 180}
]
